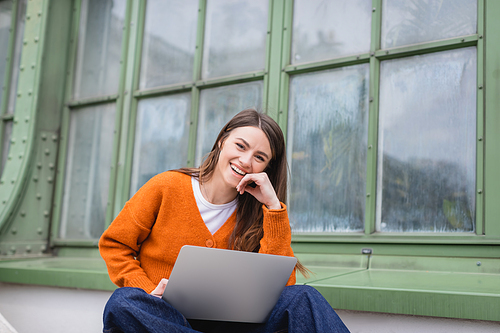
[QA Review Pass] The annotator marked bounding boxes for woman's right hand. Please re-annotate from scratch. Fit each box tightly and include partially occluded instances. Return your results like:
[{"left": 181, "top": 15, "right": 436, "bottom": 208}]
[{"left": 150, "top": 278, "right": 169, "bottom": 298}]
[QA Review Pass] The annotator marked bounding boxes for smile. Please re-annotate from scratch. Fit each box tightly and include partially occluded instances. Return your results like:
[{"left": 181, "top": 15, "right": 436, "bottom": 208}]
[{"left": 231, "top": 164, "right": 246, "bottom": 176}]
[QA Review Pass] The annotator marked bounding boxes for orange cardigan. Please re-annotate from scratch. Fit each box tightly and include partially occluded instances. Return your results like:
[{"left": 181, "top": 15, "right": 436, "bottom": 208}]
[{"left": 99, "top": 171, "right": 296, "bottom": 293}]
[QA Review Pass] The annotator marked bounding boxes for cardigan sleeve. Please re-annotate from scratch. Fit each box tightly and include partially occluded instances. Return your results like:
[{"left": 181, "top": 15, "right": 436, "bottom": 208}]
[
  {"left": 98, "top": 176, "right": 165, "bottom": 293},
  {"left": 259, "top": 203, "right": 296, "bottom": 286}
]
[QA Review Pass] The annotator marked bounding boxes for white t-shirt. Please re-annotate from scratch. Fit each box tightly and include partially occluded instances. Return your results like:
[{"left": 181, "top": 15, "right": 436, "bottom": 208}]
[{"left": 191, "top": 177, "right": 237, "bottom": 235}]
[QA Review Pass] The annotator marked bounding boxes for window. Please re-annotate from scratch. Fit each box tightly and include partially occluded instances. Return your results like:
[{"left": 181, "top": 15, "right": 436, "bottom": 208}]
[
  {"left": 286, "top": 0, "right": 480, "bottom": 234},
  {"left": 53, "top": 0, "right": 486, "bottom": 243}
]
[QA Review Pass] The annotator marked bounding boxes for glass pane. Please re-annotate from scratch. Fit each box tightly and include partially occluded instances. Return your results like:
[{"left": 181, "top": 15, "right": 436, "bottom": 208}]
[
  {"left": 377, "top": 48, "right": 476, "bottom": 233},
  {"left": 73, "top": 0, "right": 126, "bottom": 99},
  {"left": 0, "top": 0, "right": 13, "bottom": 109},
  {"left": 60, "top": 103, "right": 116, "bottom": 239},
  {"left": 292, "top": 0, "right": 372, "bottom": 64},
  {"left": 7, "top": 0, "right": 27, "bottom": 114},
  {"left": 196, "top": 81, "right": 263, "bottom": 165},
  {"left": 1, "top": 121, "right": 12, "bottom": 174},
  {"left": 131, "top": 93, "right": 191, "bottom": 195},
  {"left": 288, "top": 65, "right": 369, "bottom": 232},
  {"left": 139, "top": 0, "right": 198, "bottom": 89},
  {"left": 381, "top": 0, "right": 477, "bottom": 49},
  {"left": 202, "top": 0, "right": 268, "bottom": 79}
]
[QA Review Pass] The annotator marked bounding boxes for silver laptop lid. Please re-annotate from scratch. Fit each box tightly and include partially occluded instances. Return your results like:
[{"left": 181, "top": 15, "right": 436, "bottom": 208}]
[{"left": 162, "top": 245, "right": 297, "bottom": 323}]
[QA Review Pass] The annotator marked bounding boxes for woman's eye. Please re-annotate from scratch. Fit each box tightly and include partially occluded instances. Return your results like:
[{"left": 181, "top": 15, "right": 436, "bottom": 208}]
[
  {"left": 256, "top": 155, "right": 265, "bottom": 162},
  {"left": 236, "top": 143, "right": 244, "bottom": 149}
]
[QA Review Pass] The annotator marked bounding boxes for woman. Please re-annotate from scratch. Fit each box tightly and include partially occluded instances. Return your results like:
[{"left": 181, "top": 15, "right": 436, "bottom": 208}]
[{"left": 99, "top": 108, "right": 350, "bottom": 333}]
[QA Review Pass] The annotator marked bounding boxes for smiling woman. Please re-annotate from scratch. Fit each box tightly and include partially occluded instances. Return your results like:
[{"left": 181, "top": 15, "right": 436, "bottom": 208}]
[{"left": 98, "top": 108, "right": 350, "bottom": 333}]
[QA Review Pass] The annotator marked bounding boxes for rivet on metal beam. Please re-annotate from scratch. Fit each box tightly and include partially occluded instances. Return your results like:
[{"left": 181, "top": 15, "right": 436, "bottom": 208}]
[
  {"left": 36, "top": 193, "right": 42, "bottom": 200},
  {"left": 37, "top": 162, "right": 42, "bottom": 169},
  {"left": 26, "top": 246, "right": 31, "bottom": 253},
  {"left": 41, "top": 134, "right": 47, "bottom": 140},
  {"left": 478, "top": 85, "right": 483, "bottom": 89},
  {"left": 49, "top": 163, "right": 54, "bottom": 170},
  {"left": 47, "top": 177, "right": 53, "bottom": 184},
  {"left": 33, "top": 175, "right": 39, "bottom": 182},
  {"left": 478, "top": 137, "right": 483, "bottom": 141},
  {"left": 44, "top": 149, "right": 50, "bottom": 155},
  {"left": 37, "top": 228, "right": 43, "bottom": 235},
  {"left": 372, "top": 7, "right": 376, "bottom": 12},
  {"left": 52, "top": 135, "right": 58, "bottom": 141},
  {"left": 20, "top": 211, "right": 26, "bottom": 217},
  {"left": 11, "top": 228, "right": 17, "bottom": 234},
  {"left": 43, "top": 211, "right": 49, "bottom": 217},
  {"left": 478, "top": 189, "right": 483, "bottom": 194}
]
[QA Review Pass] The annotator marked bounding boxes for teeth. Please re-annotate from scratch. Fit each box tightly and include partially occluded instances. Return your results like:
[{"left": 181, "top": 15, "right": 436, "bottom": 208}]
[{"left": 231, "top": 164, "right": 246, "bottom": 176}]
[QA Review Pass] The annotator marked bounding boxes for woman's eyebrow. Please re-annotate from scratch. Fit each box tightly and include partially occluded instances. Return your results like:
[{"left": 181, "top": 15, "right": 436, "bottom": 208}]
[{"left": 237, "top": 137, "right": 270, "bottom": 160}]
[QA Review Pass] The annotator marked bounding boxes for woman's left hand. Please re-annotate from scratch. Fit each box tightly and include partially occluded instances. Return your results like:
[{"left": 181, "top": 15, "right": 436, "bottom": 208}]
[{"left": 236, "top": 173, "right": 281, "bottom": 210}]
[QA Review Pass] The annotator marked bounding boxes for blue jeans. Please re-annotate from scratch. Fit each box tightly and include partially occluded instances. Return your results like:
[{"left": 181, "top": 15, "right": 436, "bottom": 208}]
[{"left": 103, "top": 285, "right": 350, "bottom": 333}]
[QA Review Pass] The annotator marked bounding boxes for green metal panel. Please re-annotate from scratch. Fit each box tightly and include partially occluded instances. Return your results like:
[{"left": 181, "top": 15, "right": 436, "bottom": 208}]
[
  {"left": 292, "top": 241, "right": 500, "bottom": 258},
  {"left": 476, "top": 0, "right": 485, "bottom": 235},
  {"left": 0, "top": 0, "right": 74, "bottom": 257},
  {"left": 484, "top": 0, "right": 500, "bottom": 237},
  {"left": 0, "top": 0, "right": 50, "bottom": 231}
]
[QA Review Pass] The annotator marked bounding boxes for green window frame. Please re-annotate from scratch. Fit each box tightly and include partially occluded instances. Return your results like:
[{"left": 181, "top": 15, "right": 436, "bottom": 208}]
[{"left": 50, "top": 0, "right": 500, "bottom": 254}]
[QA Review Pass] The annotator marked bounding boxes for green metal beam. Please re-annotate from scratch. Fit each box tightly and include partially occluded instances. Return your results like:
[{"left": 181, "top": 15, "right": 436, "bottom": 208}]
[
  {"left": 0, "top": 0, "right": 50, "bottom": 233},
  {"left": 484, "top": 0, "right": 500, "bottom": 237}
]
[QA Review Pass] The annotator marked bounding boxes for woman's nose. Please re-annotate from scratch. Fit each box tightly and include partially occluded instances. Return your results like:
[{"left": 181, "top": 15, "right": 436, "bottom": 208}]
[{"left": 239, "top": 153, "right": 252, "bottom": 168}]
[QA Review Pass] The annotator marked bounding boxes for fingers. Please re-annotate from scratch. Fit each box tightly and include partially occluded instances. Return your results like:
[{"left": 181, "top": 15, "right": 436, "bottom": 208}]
[
  {"left": 150, "top": 278, "right": 169, "bottom": 297},
  {"left": 236, "top": 173, "right": 281, "bottom": 209}
]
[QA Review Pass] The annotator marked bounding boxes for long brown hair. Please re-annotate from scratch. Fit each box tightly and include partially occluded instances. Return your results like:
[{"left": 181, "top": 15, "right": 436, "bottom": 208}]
[{"left": 176, "top": 108, "right": 308, "bottom": 276}]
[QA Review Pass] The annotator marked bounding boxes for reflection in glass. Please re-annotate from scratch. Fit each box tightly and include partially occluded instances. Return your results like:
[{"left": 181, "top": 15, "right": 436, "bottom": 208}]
[
  {"left": 131, "top": 93, "right": 191, "bottom": 195},
  {"left": 382, "top": 0, "right": 477, "bottom": 48},
  {"left": 60, "top": 104, "right": 116, "bottom": 239},
  {"left": 196, "top": 82, "right": 263, "bottom": 165},
  {"left": 292, "top": 0, "right": 371, "bottom": 64},
  {"left": 1, "top": 122, "right": 12, "bottom": 172},
  {"left": 377, "top": 48, "right": 476, "bottom": 233},
  {"left": 288, "top": 65, "right": 369, "bottom": 232},
  {"left": 0, "top": 0, "right": 13, "bottom": 109},
  {"left": 202, "top": 0, "right": 268, "bottom": 79},
  {"left": 139, "top": 0, "right": 198, "bottom": 89},
  {"left": 73, "top": 0, "right": 126, "bottom": 99}
]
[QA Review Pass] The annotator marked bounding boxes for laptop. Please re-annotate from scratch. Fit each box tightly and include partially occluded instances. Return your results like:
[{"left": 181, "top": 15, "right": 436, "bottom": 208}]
[{"left": 162, "top": 245, "right": 297, "bottom": 323}]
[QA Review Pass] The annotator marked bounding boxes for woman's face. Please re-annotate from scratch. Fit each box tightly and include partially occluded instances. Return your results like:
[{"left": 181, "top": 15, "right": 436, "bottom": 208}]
[{"left": 214, "top": 126, "right": 272, "bottom": 190}]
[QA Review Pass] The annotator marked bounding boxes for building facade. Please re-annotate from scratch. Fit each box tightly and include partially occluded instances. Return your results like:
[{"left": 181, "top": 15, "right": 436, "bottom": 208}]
[{"left": 0, "top": 0, "right": 499, "bottom": 322}]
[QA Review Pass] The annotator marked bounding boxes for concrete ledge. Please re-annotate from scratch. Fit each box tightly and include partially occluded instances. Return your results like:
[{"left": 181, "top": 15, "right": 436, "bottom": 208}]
[
  {"left": 0, "top": 257, "right": 116, "bottom": 291},
  {"left": 297, "top": 254, "right": 500, "bottom": 322}
]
